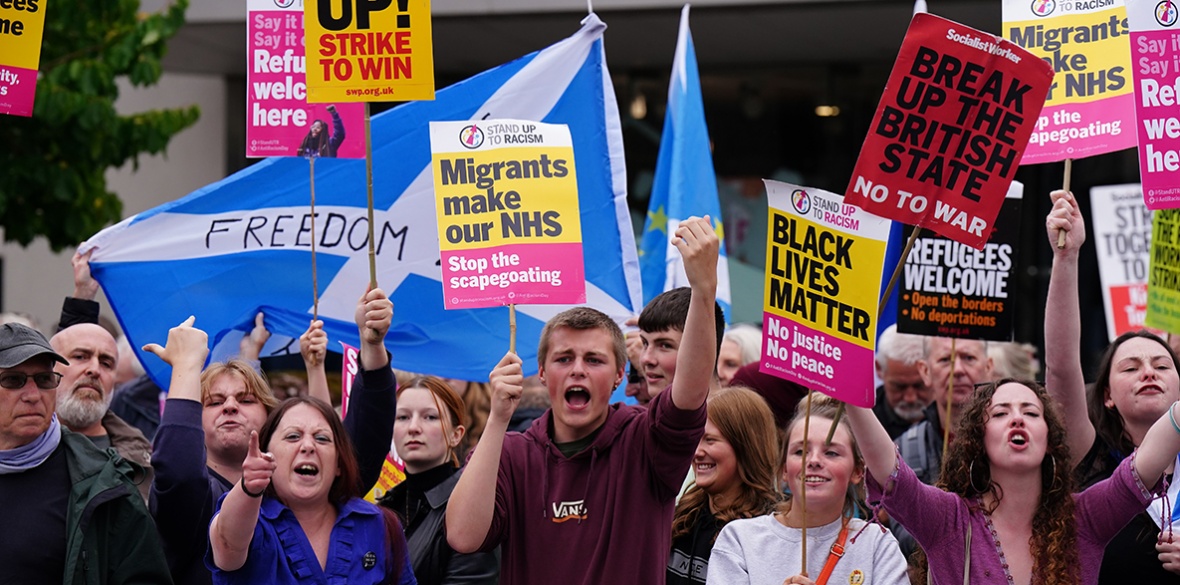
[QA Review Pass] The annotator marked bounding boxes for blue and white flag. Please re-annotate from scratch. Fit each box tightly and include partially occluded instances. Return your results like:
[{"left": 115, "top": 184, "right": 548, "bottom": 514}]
[
  {"left": 639, "top": 5, "right": 730, "bottom": 321},
  {"left": 84, "top": 14, "right": 641, "bottom": 387}
]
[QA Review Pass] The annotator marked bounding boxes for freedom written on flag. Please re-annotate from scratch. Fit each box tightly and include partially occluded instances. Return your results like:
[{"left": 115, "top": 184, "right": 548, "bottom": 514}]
[
  {"left": 639, "top": 5, "right": 730, "bottom": 320},
  {"left": 85, "top": 14, "right": 641, "bottom": 388}
]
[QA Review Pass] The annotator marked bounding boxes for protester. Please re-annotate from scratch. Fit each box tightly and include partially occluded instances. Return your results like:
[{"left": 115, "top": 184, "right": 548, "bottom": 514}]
[
  {"left": 147, "top": 288, "right": 396, "bottom": 585},
  {"left": 50, "top": 323, "right": 154, "bottom": 502},
  {"left": 446, "top": 215, "right": 720, "bottom": 585},
  {"left": 379, "top": 376, "right": 499, "bottom": 584},
  {"left": 206, "top": 397, "right": 415, "bottom": 584},
  {"left": 709, "top": 397, "right": 908, "bottom": 585},
  {"left": 638, "top": 283, "right": 727, "bottom": 401},
  {"left": 1044, "top": 188, "right": 1180, "bottom": 583},
  {"left": 846, "top": 378, "right": 1180, "bottom": 585},
  {"left": 623, "top": 315, "right": 651, "bottom": 405},
  {"left": 667, "top": 386, "right": 780, "bottom": 584},
  {"left": 296, "top": 104, "right": 346, "bottom": 158},
  {"left": 717, "top": 324, "right": 761, "bottom": 387},
  {"left": 0, "top": 323, "right": 172, "bottom": 584},
  {"left": 872, "top": 325, "right": 931, "bottom": 440},
  {"left": 896, "top": 336, "right": 993, "bottom": 485}
]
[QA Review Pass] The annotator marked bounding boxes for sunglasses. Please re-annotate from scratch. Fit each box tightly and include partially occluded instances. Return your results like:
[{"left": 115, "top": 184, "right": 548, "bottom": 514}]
[{"left": 0, "top": 371, "right": 63, "bottom": 390}]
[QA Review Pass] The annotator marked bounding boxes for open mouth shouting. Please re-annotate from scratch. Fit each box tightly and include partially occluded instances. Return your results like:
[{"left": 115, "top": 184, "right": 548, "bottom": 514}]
[
  {"left": 294, "top": 463, "right": 320, "bottom": 478},
  {"left": 1008, "top": 429, "right": 1029, "bottom": 450},
  {"left": 565, "top": 386, "right": 591, "bottom": 411}
]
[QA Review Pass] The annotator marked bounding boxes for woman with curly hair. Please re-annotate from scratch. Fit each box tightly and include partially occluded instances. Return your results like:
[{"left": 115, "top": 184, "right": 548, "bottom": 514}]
[
  {"left": 666, "top": 387, "right": 781, "bottom": 584},
  {"left": 845, "top": 378, "right": 1180, "bottom": 585},
  {"left": 709, "top": 397, "right": 907, "bottom": 585},
  {"left": 1045, "top": 188, "right": 1180, "bottom": 583}
]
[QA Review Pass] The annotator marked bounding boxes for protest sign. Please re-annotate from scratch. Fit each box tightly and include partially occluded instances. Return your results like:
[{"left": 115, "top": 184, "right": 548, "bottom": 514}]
[
  {"left": 1092, "top": 184, "right": 1151, "bottom": 340},
  {"left": 1004, "top": 0, "right": 1135, "bottom": 163},
  {"left": 761, "top": 180, "right": 891, "bottom": 407},
  {"left": 1146, "top": 208, "right": 1180, "bottom": 332},
  {"left": 304, "top": 0, "right": 434, "bottom": 103},
  {"left": 247, "top": 0, "right": 364, "bottom": 158},
  {"left": 1127, "top": 0, "right": 1180, "bottom": 209},
  {"left": 0, "top": 0, "right": 47, "bottom": 117},
  {"left": 430, "top": 119, "right": 585, "bottom": 309},
  {"left": 845, "top": 13, "right": 1053, "bottom": 250},
  {"left": 364, "top": 450, "right": 405, "bottom": 502},
  {"left": 897, "top": 182, "right": 1023, "bottom": 340}
]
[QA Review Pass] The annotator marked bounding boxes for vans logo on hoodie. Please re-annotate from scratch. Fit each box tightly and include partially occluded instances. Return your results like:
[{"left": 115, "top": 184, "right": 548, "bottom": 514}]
[{"left": 551, "top": 500, "right": 588, "bottom": 522}]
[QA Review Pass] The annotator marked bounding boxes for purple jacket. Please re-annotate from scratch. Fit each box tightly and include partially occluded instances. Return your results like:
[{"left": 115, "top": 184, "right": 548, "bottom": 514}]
[
  {"left": 479, "top": 388, "right": 706, "bottom": 585},
  {"left": 867, "top": 452, "right": 1158, "bottom": 585}
]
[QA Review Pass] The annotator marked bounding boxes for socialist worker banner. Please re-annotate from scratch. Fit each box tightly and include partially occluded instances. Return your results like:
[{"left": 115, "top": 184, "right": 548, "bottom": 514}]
[
  {"left": 1091, "top": 184, "right": 1151, "bottom": 340},
  {"left": 1004, "top": 0, "right": 1135, "bottom": 164},
  {"left": 845, "top": 13, "right": 1053, "bottom": 250},
  {"left": 1127, "top": 0, "right": 1180, "bottom": 209},
  {"left": 430, "top": 120, "right": 586, "bottom": 309},
  {"left": 305, "top": 0, "right": 434, "bottom": 103},
  {"left": 761, "top": 180, "right": 890, "bottom": 407},
  {"left": 0, "top": 0, "right": 47, "bottom": 117},
  {"left": 247, "top": 0, "right": 364, "bottom": 158}
]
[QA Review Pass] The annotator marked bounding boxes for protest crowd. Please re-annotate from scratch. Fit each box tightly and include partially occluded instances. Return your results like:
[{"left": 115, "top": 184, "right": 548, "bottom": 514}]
[{"left": 8, "top": 1, "right": 1180, "bottom": 584}]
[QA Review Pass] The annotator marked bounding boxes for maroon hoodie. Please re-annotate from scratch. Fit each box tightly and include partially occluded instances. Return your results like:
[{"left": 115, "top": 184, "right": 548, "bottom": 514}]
[{"left": 478, "top": 387, "right": 707, "bottom": 585}]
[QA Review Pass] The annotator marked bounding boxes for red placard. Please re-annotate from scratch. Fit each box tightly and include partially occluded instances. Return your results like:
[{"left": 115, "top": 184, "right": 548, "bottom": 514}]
[{"left": 845, "top": 13, "right": 1053, "bottom": 250}]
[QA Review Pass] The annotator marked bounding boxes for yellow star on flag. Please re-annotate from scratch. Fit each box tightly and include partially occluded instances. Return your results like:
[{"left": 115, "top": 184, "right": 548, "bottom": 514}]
[{"left": 647, "top": 205, "right": 668, "bottom": 235}]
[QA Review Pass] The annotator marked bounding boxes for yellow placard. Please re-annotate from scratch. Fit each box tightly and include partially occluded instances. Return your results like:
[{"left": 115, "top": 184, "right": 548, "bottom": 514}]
[
  {"left": 0, "top": 0, "right": 47, "bottom": 70},
  {"left": 1146, "top": 209, "right": 1180, "bottom": 332},
  {"left": 304, "top": 0, "right": 434, "bottom": 103},
  {"left": 1005, "top": 8, "right": 1131, "bottom": 105}
]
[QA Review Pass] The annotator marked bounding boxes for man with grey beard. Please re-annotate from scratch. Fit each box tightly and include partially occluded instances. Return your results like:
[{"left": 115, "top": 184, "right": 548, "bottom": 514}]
[
  {"left": 50, "top": 323, "right": 153, "bottom": 501},
  {"left": 872, "top": 324, "right": 933, "bottom": 440}
]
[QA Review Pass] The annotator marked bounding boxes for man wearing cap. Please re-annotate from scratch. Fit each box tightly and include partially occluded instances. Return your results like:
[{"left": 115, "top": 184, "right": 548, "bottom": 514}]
[{"left": 0, "top": 323, "right": 171, "bottom": 585}]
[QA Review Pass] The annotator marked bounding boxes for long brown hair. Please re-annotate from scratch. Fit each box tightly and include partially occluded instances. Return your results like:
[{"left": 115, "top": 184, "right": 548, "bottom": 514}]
[
  {"left": 397, "top": 375, "right": 468, "bottom": 468},
  {"left": 926, "top": 379, "right": 1078, "bottom": 585},
  {"left": 671, "top": 387, "right": 780, "bottom": 541}
]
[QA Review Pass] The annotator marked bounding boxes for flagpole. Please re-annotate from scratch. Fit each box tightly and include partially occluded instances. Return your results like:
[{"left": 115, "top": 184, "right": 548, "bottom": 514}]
[
  {"left": 310, "top": 158, "right": 319, "bottom": 320},
  {"left": 509, "top": 304, "right": 517, "bottom": 354},
  {"left": 365, "top": 103, "right": 378, "bottom": 288},
  {"left": 1056, "top": 158, "right": 1072, "bottom": 249},
  {"left": 824, "top": 226, "right": 923, "bottom": 445}
]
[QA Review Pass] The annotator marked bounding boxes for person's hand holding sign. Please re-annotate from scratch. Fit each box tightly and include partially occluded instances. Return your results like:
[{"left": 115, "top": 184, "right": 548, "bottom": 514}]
[
  {"left": 489, "top": 352, "right": 524, "bottom": 422},
  {"left": 1045, "top": 189, "right": 1085, "bottom": 258}
]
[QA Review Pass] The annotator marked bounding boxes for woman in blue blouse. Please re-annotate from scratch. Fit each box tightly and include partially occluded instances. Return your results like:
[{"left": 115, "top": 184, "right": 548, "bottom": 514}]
[{"left": 208, "top": 396, "right": 416, "bottom": 585}]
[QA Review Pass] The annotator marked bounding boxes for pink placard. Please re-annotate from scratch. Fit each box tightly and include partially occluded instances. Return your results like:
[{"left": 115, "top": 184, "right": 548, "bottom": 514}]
[
  {"left": 1132, "top": 28, "right": 1180, "bottom": 210},
  {"left": 440, "top": 242, "right": 587, "bottom": 309},
  {"left": 759, "top": 315, "right": 876, "bottom": 407},
  {"left": 0, "top": 65, "right": 37, "bottom": 117},
  {"left": 340, "top": 341, "right": 358, "bottom": 418},
  {"left": 246, "top": 7, "right": 364, "bottom": 159}
]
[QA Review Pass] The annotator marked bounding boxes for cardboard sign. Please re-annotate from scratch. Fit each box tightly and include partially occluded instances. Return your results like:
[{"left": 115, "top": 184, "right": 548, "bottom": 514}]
[
  {"left": 1128, "top": 0, "right": 1180, "bottom": 209},
  {"left": 897, "top": 182, "right": 1023, "bottom": 341},
  {"left": 430, "top": 120, "right": 585, "bottom": 309},
  {"left": 845, "top": 13, "right": 1053, "bottom": 250},
  {"left": 247, "top": 0, "right": 364, "bottom": 158},
  {"left": 1146, "top": 208, "right": 1180, "bottom": 331},
  {"left": 304, "top": 0, "right": 434, "bottom": 103},
  {"left": 0, "top": 0, "right": 47, "bottom": 117},
  {"left": 1092, "top": 184, "right": 1151, "bottom": 340},
  {"left": 1003, "top": 0, "right": 1136, "bottom": 164},
  {"left": 760, "top": 180, "right": 891, "bottom": 407}
]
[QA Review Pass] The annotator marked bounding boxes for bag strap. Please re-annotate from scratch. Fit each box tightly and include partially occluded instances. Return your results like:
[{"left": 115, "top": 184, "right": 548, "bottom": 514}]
[
  {"left": 814, "top": 522, "right": 851, "bottom": 585},
  {"left": 924, "top": 524, "right": 972, "bottom": 585}
]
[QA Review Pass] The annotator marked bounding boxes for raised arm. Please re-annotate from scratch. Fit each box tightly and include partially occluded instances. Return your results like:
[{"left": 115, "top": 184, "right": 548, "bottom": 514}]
[
  {"left": 447, "top": 351, "right": 521, "bottom": 553},
  {"left": 670, "top": 216, "right": 720, "bottom": 411},
  {"left": 142, "top": 316, "right": 208, "bottom": 404},
  {"left": 344, "top": 287, "right": 396, "bottom": 491},
  {"left": 300, "top": 319, "right": 330, "bottom": 405},
  {"left": 209, "top": 430, "right": 275, "bottom": 571},
  {"left": 58, "top": 249, "right": 101, "bottom": 330},
  {"left": 238, "top": 312, "right": 270, "bottom": 364},
  {"left": 1133, "top": 400, "right": 1180, "bottom": 487},
  {"left": 1043, "top": 189, "right": 1094, "bottom": 466},
  {"left": 845, "top": 403, "right": 899, "bottom": 486}
]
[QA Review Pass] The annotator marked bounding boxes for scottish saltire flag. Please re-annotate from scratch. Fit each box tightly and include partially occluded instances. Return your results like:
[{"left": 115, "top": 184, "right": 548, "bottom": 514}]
[
  {"left": 84, "top": 14, "right": 641, "bottom": 387},
  {"left": 639, "top": 5, "right": 731, "bottom": 322}
]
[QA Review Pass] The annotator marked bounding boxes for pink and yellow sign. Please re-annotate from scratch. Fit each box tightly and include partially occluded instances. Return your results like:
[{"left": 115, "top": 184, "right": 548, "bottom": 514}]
[
  {"left": 1003, "top": 0, "right": 1136, "bottom": 163},
  {"left": 0, "top": 0, "right": 47, "bottom": 117},
  {"left": 430, "top": 120, "right": 585, "bottom": 309},
  {"left": 247, "top": 0, "right": 364, "bottom": 158},
  {"left": 304, "top": 0, "right": 434, "bottom": 103},
  {"left": 761, "top": 180, "right": 890, "bottom": 407},
  {"left": 1127, "top": 0, "right": 1180, "bottom": 209}
]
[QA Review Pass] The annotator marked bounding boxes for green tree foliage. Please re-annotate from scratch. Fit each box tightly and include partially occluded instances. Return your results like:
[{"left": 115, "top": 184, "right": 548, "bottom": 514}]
[{"left": 0, "top": 0, "right": 200, "bottom": 250}]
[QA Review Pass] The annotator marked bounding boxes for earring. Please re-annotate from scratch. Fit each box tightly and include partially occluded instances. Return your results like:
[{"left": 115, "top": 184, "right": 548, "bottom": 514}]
[
  {"left": 1045, "top": 454, "right": 1062, "bottom": 491},
  {"left": 969, "top": 460, "right": 990, "bottom": 494}
]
